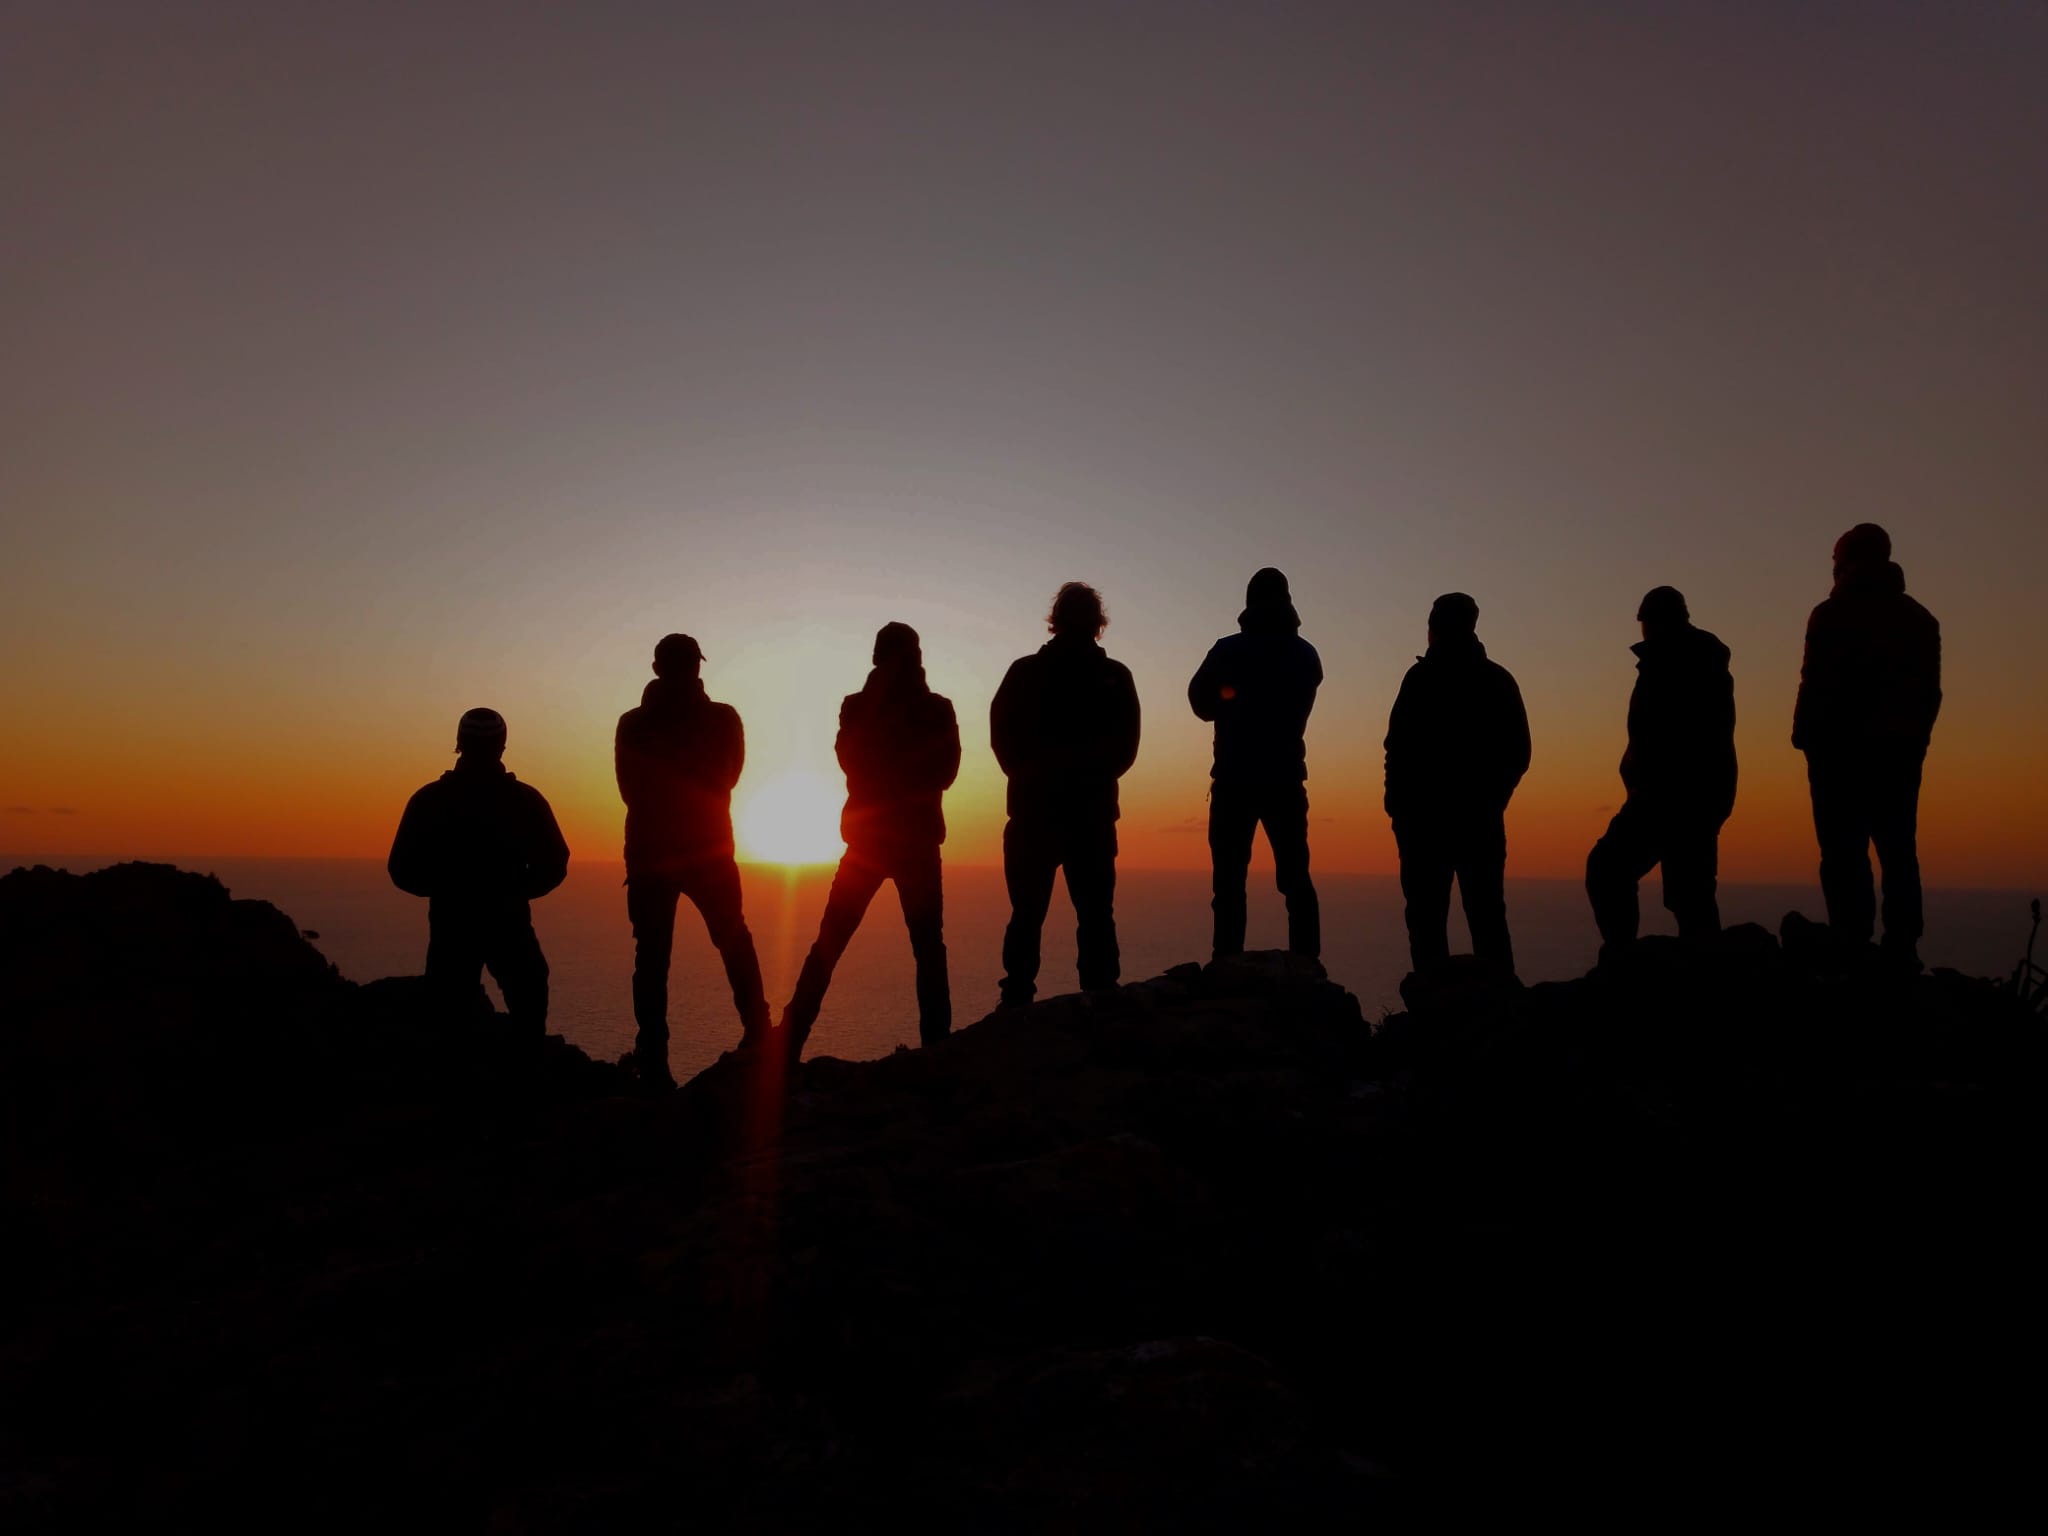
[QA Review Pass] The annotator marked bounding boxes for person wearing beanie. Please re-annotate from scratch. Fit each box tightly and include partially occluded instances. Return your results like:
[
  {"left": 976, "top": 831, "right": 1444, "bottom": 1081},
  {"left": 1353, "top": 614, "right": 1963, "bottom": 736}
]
[
  {"left": 990, "top": 582, "right": 1142, "bottom": 1004},
  {"left": 614, "top": 633, "right": 771, "bottom": 1087},
  {"left": 1585, "top": 587, "right": 1739, "bottom": 955},
  {"left": 387, "top": 707, "right": 571, "bottom": 1037},
  {"left": 779, "top": 623, "right": 962, "bottom": 1058},
  {"left": 1383, "top": 592, "right": 1531, "bottom": 976},
  {"left": 1187, "top": 567, "right": 1325, "bottom": 961},
  {"left": 1792, "top": 524, "right": 1942, "bottom": 966}
]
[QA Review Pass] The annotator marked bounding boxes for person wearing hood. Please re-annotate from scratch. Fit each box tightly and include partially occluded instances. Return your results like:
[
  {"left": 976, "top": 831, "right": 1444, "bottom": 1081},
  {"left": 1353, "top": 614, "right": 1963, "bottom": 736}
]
[
  {"left": 1383, "top": 593, "right": 1531, "bottom": 976},
  {"left": 614, "top": 634, "right": 771, "bottom": 1087},
  {"left": 991, "top": 582, "right": 1142, "bottom": 1005},
  {"left": 1188, "top": 567, "right": 1324, "bottom": 961},
  {"left": 1585, "top": 587, "right": 1738, "bottom": 954},
  {"left": 388, "top": 707, "right": 570, "bottom": 1036},
  {"left": 778, "top": 623, "right": 962, "bottom": 1058},
  {"left": 1793, "top": 524, "right": 1941, "bottom": 966}
]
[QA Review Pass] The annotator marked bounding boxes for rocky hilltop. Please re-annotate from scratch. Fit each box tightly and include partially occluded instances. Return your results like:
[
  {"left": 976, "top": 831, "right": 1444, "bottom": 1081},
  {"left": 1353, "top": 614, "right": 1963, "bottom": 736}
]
[{"left": 1, "top": 863, "right": 2037, "bottom": 1528}]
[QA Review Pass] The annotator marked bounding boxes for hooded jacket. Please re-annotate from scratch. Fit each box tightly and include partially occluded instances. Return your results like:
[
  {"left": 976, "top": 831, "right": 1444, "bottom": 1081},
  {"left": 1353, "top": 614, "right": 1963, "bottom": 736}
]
[
  {"left": 836, "top": 665, "right": 962, "bottom": 851},
  {"left": 1792, "top": 560, "right": 1941, "bottom": 755},
  {"left": 388, "top": 759, "right": 569, "bottom": 908},
  {"left": 614, "top": 676, "right": 746, "bottom": 870},
  {"left": 990, "top": 634, "right": 1141, "bottom": 825},
  {"left": 1622, "top": 623, "right": 1738, "bottom": 822},
  {"left": 1383, "top": 634, "right": 1531, "bottom": 821},
  {"left": 1188, "top": 600, "right": 1323, "bottom": 783}
]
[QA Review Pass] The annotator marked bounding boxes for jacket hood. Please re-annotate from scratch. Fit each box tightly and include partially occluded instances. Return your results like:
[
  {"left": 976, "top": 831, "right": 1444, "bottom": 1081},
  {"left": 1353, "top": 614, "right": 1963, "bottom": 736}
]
[
  {"left": 1238, "top": 601, "right": 1303, "bottom": 635},
  {"left": 1423, "top": 633, "right": 1487, "bottom": 663},
  {"left": 861, "top": 659, "right": 930, "bottom": 697},
  {"left": 1632, "top": 624, "right": 1729, "bottom": 668},
  {"left": 444, "top": 759, "right": 512, "bottom": 783},
  {"left": 641, "top": 674, "right": 708, "bottom": 711},
  {"left": 1042, "top": 633, "right": 1106, "bottom": 659},
  {"left": 1832, "top": 559, "right": 1908, "bottom": 599}
]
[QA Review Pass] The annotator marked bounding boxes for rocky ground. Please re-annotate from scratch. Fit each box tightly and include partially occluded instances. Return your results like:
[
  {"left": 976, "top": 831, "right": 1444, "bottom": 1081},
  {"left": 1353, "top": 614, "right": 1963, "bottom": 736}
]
[{"left": 1, "top": 863, "right": 2038, "bottom": 1529}]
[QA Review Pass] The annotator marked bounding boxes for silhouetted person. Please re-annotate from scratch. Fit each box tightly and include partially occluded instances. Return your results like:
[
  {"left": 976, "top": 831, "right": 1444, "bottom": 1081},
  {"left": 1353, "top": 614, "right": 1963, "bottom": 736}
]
[
  {"left": 1188, "top": 567, "right": 1323, "bottom": 961},
  {"left": 991, "top": 582, "right": 1141, "bottom": 1005},
  {"left": 779, "top": 624, "right": 961, "bottom": 1058},
  {"left": 1585, "top": 588, "right": 1737, "bottom": 954},
  {"left": 1384, "top": 593, "right": 1531, "bottom": 976},
  {"left": 1793, "top": 523, "right": 1942, "bottom": 966},
  {"left": 615, "top": 634, "right": 771, "bottom": 1087},
  {"left": 388, "top": 707, "right": 569, "bottom": 1035}
]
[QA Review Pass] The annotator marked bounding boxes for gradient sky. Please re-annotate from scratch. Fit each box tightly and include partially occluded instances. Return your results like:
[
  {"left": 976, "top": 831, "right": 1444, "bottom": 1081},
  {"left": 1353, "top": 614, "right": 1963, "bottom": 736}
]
[{"left": 4, "top": 1, "right": 2045, "bottom": 886}]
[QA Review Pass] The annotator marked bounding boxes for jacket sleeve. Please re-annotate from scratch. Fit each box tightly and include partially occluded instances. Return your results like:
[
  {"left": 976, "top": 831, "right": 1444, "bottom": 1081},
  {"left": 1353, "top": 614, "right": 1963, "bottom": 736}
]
[
  {"left": 931, "top": 698, "right": 962, "bottom": 792},
  {"left": 614, "top": 716, "right": 641, "bottom": 809},
  {"left": 1791, "top": 604, "right": 1828, "bottom": 751},
  {"left": 387, "top": 788, "right": 437, "bottom": 897},
  {"left": 834, "top": 696, "right": 860, "bottom": 781},
  {"left": 1187, "top": 642, "right": 1227, "bottom": 722},
  {"left": 1108, "top": 665, "right": 1141, "bottom": 779},
  {"left": 1910, "top": 608, "right": 1942, "bottom": 745},
  {"left": 990, "top": 661, "right": 1028, "bottom": 779},
  {"left": 1501, "top": 671, "right": 1532, "bottom": 797},
  {"left": 524, "top": 790, "right": 571, "bottom": 899},
  {"left": 717, "top": 707, "right": 746, "bottom": 793},
  {"left": 1383, "top": 671, "right": 1416, "bottom": 818}
]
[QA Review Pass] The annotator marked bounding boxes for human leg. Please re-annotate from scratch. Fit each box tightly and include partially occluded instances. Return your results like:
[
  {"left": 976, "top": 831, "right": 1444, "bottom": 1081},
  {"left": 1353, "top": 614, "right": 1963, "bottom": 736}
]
[
  {"left": 1262, "top": 782, "right": 1320, "bottom": 961},
  {"left": 1207, "top": 782, "right": 1257, "bottom": 958},
  {"left": 894, "top": 845, "right": 952, "bottom": 1044},
  {"left": 1456, "top": 813, "right": 1514, "bottom": 975},
  {"left": 683, "top": 859, "right": 773, "bottom": 1039},
  {"left": 1394, "top": 820, "right": 1456, "bottom": 971},
  {"left": 1807, "top": 753, "right": 1876, "bottom": 944},
  {"left": 485, "top": 919, "right": 550, "bottom": 1037},
  {"left": 626, "top": 879, "right": 682, "bottom": 1065},
  {"left": 782, "top": 854, "right": 886, "bottom": 1051},
  {"left": 1870, "top": 751, "right": 1927, "bottom": 953},
  {"left": 1064, "top": 826, "right": 1121, "bottom": 992},
  {"left": 1660, "top": 817, "right": 1724, "bottom": 939},
  {"left": 1585, "top": 802, "right": 1661, "bottom": 950},
  {"left": 1000, "top": 820, "right": 1059, "bottom": 1006}
]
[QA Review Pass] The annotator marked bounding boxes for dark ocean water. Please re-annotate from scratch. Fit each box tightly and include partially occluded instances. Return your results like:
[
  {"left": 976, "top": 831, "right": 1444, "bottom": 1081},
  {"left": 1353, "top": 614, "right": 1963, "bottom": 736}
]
[{"left": 8, "top": 854, "right": 2035, "bottom": 1085}]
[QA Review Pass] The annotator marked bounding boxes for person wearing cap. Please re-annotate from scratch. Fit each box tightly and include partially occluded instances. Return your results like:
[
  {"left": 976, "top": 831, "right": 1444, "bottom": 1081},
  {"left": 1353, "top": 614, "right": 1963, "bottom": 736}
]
[
  {"left": 991, "top": 582, "right": 1142, "bottom": 1005},
  {"left": 615, "top": 634, "right": 771, "bottom": 1086},
  {"left": 1383, "top": 592, "right": 1531, "bottom": 976},
  {"left": 388, "top": 707, "right": 571, "bottom": 1036},
  {"left": 1585, "top": 587, "right": 1738, "bottom": 955},
  {"left": 1792, "top": 524, "right": 1941, "bottom": 967},
  {"left": 1187, "top": 567, "right": 1324, "bottom": 962},
  {"left": 779, "top": 623, "right": 962, "bottom": 1058}
]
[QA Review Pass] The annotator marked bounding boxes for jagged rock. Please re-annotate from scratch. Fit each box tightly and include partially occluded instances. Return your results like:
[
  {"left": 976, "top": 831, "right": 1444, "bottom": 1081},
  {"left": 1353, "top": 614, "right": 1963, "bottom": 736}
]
[{"left": 0, "top": 864, "right": 2037, "bottom": 1526}]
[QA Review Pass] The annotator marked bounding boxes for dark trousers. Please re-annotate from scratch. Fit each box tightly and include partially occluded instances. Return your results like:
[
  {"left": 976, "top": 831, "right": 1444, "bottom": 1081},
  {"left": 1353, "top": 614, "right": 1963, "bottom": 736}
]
[
  {"left": 627, "top": 860, "right": 771, "bottom": 1063},
  {"left": 784, "top": 843, "right": 950, "bottom": 1051},
  {"left": 1208, "top": 779, "right": 1320, "bottom": 960},
  {"left": 426, "top": 903, "right": 549, "bottom": 1034},
  {"left": 1807, "top": 749, "right": 1926, "bottom": 948},
  {"left": 1585, "top": 799, "right": 1725, "bottom": 948},
  {"left": 1393, "top": 813, "right": 1512, "bottom": 974},
  {"left": 1000, "top": 818, "right": 1119, "bottom": 1004}
]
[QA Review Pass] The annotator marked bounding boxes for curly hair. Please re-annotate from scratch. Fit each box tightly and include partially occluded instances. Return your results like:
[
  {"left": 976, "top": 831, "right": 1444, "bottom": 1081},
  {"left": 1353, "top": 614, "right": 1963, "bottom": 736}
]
[{"left": 1047, "top": 581, "right": 1108, "bottom": 638}]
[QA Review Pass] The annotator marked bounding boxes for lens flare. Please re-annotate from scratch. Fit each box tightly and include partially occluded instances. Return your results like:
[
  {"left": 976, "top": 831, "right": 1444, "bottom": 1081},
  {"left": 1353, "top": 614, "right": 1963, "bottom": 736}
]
[{"left": 734, "top": 770, "right": 845, "bottom": 866}]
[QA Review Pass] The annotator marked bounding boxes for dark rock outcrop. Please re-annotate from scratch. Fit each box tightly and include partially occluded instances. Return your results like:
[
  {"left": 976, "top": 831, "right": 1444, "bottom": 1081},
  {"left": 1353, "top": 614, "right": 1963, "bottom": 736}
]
[{"left": 1, "top": 864, "right": 2035, "bottom": 1528}]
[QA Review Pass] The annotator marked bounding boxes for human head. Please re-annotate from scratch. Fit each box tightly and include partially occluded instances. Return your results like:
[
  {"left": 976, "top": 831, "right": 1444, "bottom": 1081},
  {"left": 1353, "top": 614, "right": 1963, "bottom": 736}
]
[
  {"left": 872, "top": 621, "right": 921, "bottom": 669},
  {"left": 454, "top": 706, "right": 507, "bottom": 760},
  {"left": 1245, "top": 567, "right": 1291, "bottom": 610},
  {"left": 1833, "top": 523, "right": 1892, "bottom": 574},
  {"left": 1047, "top": 581, "right": 1108, "bottom": 639},
  {"left": 652, "top": 633, "right": 704, "bottom": 679},
  {"left": 1637, "top": 585, "right": 1690, "bottom": 639},
  {"left": 1427, "top": 591, "right": 1479, "bottom": 646}
]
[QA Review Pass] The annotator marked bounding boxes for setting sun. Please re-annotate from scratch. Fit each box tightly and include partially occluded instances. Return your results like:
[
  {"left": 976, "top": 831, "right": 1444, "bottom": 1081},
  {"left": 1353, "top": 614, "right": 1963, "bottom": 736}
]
[{"left": 734, "top": 769, "right": 846, "bottom": 866}]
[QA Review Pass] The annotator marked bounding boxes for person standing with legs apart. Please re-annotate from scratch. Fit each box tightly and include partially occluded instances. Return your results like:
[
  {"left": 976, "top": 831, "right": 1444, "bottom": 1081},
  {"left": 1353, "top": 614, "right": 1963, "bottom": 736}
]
[
  {"left": 992, "top": 582, "right": 1141, "bottom": 1006},
  {"left": 780, "top": 623, "right": 961, "bottom": 1061},
  {"left": 1793, "top": 524, "right": 1941, "bottom": 970},
  {"left": 1384, "top": 593, "right": 1531, "bottom": 978},
  {"left": 615, "top": 634, "right": 772, "bottom": 1089},
  {"left": 1188, "top": 567, "right": 1323, "bottom": 963},
  {"left": 1585, "top": 588, "right": 1738, "bottom": 959},
  {"left": 389, "top": 707, "right": 570, "bottom": 1038}
]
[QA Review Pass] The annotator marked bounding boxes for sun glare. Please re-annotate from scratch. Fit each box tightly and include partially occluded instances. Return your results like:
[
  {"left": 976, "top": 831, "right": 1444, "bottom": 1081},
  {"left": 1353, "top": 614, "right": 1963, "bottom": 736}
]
[{"left": 735, "top": 769, "right": 846, "bottom": 866}]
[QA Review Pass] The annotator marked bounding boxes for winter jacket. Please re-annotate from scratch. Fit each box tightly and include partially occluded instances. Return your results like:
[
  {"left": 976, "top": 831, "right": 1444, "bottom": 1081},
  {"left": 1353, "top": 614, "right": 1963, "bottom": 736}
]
[
  {"left": 615, "top": 676, "right": 745, "bottom": 870},
  {"left": 1622, "top": 624, "right": 1737, "bottom": 822},
  {"left": 1792, "top": 561, "right": 1941, "bottom": 756},
  {"left": 990, "top": 635, "right": 1141, "bottom": 826},
  {"left": 1188, "top": 602, "right": 1323, "bottom": 783},
  {"left": 388, "top": 759, "right": 569, "bottom": 908},
  {"left": 836, "top": 669, "right": 962, "bottom": 851},
  {"left": 1383, "top": 635, "right": 1531, "bottom": 822}
]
